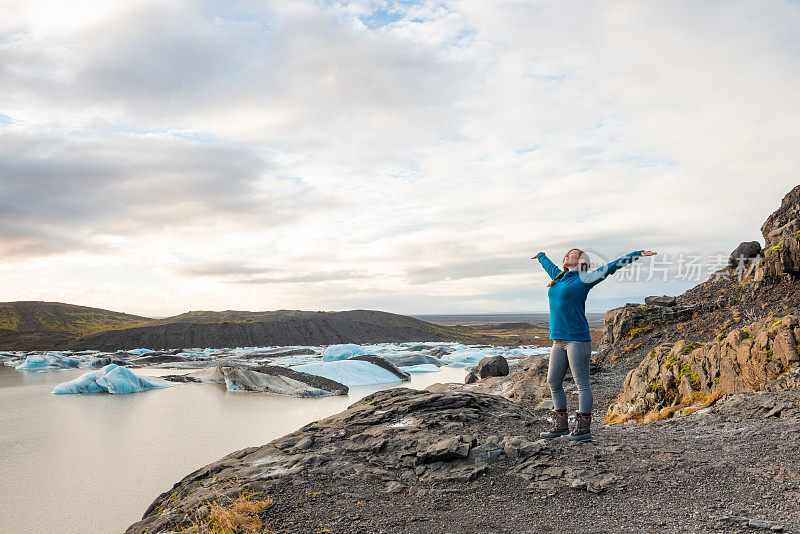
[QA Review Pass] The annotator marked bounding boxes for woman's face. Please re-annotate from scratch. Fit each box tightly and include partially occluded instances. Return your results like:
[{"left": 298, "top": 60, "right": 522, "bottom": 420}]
[{"left": 563, "top": 249, "right": 582, "bottom": 269}]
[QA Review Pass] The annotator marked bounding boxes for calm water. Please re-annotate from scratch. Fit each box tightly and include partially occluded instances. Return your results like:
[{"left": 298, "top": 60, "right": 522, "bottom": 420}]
[{"left": 0, "top": 364, "right": 468, "bottom": 534}]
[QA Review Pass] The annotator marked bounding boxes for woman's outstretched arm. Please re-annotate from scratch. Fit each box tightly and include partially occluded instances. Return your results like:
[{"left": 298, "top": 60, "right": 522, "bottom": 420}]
[
  {"left": 580, "top": 250, "right": 654, "bottom": 288},
  {"left": 532, "top": 252, "right": 563, "bottom": 280}
]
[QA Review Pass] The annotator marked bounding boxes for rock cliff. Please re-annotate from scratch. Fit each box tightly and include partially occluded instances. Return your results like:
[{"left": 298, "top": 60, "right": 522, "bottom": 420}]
[{"left": 602, "top": 185, "right": 800, "bottom": 421}]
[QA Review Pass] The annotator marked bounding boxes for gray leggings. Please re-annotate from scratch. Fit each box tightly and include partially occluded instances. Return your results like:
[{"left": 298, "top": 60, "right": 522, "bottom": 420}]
[{"left": 547, "top": 340, "right": 593, "bottom": 413}]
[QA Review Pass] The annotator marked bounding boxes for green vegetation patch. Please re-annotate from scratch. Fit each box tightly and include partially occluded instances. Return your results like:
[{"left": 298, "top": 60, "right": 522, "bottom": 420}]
[
  {"left": 628, "top": 321, "right": 656, "bottom": 340},
  {"left": 665, "top": 356, "right": 701, "bottom": 391}
]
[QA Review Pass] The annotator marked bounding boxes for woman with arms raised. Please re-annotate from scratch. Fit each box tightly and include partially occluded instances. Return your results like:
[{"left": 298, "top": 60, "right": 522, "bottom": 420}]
[{"left": 531, "top": 248, "right": 656, "bottom": 442}]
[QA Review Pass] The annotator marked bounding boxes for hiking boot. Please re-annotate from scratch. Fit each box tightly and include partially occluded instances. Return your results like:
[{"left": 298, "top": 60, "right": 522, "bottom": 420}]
[
  {"left": 565, "top": 411, "right": 592, "bottom": 442},
  {"left": 539, "top": 409, "right": 569, "bottom": 439}
]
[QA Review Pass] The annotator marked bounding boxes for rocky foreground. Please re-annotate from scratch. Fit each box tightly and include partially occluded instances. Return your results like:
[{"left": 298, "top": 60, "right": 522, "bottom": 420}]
[{"left": 126, "top": 383, "right": 799, "bottom": 533}]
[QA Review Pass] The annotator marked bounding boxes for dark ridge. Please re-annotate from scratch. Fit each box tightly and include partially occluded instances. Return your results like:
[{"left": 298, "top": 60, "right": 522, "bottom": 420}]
[{"left": 66, "top": 310, "right": 483, "bottom": 351}]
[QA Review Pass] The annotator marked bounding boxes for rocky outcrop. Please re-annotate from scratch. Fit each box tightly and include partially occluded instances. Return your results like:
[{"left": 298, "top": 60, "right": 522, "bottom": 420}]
[
  {"left": 606, "top": 313, "right": 800, "bottom": 421},
  {"left": 593, "top": 301, "right": 713, "bottom": 367},
  {"left": 125, "top": 388, "right": 564, "bottom": 533},
  {"left": 593, "top": 187, "right": 800, "bottom": 371}
]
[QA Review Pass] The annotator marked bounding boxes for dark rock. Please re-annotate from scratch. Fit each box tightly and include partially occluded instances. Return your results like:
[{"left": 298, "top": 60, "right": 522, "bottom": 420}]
[
  {"left": 729, "top": 241, "right": 764, "bottom": 268},
  {"left": 239, "top": 348, "right": 317, "bottom": 360},
  {"left": 161, "top": 374, "right": 203, "bottom": 383},
  {"left": 348, "top": 354, "right": 411, "bottom": 381},
  {"left": 417, "top": 435, "right": 472, "bottom": 463},
  {"left": 465, "top": 371, "right": 479, "bottom": 384},
  {"left": 476, "top": 355, "right": 509, "bottom": 378},
  {"left": 131, "top": 353, "right": 189, "bottom": 365},
  {"left": 501, "top": 436, "right": 542, "bottom": 460},
  {"left": 381, "top": 353, "right": 444, "bottom": 367},
  {"left": 644, "top": 295, "right": 676, "bottom": 307},
  {"left": 385, "top": 481, "right": 407, "bottom": 493}
]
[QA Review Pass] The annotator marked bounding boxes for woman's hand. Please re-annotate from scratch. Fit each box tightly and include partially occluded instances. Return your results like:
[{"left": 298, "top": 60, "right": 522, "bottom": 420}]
[
  {"left": 531, "top": 252, "right": 544, "bottom": 260},
  {"left": 639, "top": 250, "right": 657, "bottom": 256}
]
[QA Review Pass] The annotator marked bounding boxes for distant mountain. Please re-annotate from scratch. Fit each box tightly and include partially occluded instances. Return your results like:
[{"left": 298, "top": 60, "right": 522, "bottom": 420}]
[{"left": 0, "top": 302, "right": 486, "bottom": 351}]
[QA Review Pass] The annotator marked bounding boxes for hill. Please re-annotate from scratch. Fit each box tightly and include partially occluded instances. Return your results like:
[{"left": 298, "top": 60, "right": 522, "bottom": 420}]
[
  {"left": 0, "top": 304, "right": 487, "bottom": 351},
  {"left": 69, "top": 309, "right": 484, "bottom": 351},
  {"left": 0, "top": 301, "right": 152, "bottom": 350},
  {"left": 0, "top": 301, "right": 151, "bottom": 334}
]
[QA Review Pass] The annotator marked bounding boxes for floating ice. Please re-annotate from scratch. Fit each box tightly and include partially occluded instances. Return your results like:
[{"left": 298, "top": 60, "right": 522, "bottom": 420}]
[
  {"left": 16, "top": 353, "right": 80, "bottom": 370},
  {"left": 321, "top": 344, "right": 366, "bottom": 362},
  {"left": 290, "top": 359, "right": 404, "bottom": 386},
  {"left": 270, "top": 355, "right": 318, "bottom": 366},
  {"left": 128, "top": 348, "right": 155, "bottom": 355},
  {"left": 439, "top": 350, "right": 487, "bottom": 364},
  {"left": 401, "top": 364, "right": 440, "bottom": 373},
  {"left": 52, "top": 364, "right": 173, "bottom": 394},
  {"left": 17, "top": 354, "right": 48, "bottom": 369}
]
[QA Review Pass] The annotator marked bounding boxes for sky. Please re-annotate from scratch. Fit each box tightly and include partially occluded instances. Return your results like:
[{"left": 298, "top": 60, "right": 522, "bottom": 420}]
[{"left": 0, "top": 0, "right": 798, "bottom": 317}]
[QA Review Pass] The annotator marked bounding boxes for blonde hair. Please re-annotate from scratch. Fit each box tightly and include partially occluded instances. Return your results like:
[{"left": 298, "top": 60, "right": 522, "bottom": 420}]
[{"left": 546, "top": 248, "right": 590, "bottom": 287}]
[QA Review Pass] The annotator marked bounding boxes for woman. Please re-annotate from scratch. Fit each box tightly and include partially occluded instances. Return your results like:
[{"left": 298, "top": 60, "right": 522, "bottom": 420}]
[{"left": 531, "top": 248, "right": 656, "bottom": 442}]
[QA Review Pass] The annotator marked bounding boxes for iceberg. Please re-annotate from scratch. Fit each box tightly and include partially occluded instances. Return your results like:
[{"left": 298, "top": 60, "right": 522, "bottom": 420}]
[
  {"left": 401, "top": 364, "right": 440, "bottom": 373},
  {"left": 184, "top": 366, "right": 348, "bottom": 397},
  {"left": 17, "top": 354, "right": 48, "bottom": 369},
  {"left": 290, "top": 359, "right": 406, "bottom": 386},
  {"left": 52, "top": 364, "right": 174, "bottom": 394},
  {"left": 439, "top": 350, "right": 487, "bottom": 364},
  {"left": 16, "top": 353, "right": 81, "bottom": 370},
  {"left": 321, "top": 344, "right": 367, "bottom": 362}
]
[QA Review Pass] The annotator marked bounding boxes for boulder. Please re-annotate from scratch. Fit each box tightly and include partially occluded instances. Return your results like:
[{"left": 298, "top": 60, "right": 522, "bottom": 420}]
[
  {"left": 476, "top": 355, "right": 509, "bottom": 378},
  {"left": 728, "top": 241, "right": 763, "bottom": 268},
  {"left": 644, "top": 295, "right": 676, "bottom": 307}
]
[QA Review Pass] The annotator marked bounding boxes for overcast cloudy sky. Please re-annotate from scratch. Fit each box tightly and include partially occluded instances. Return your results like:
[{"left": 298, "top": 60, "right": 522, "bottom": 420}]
[{"left": 0, "top": 0, "right": 798, "bottom": 317}]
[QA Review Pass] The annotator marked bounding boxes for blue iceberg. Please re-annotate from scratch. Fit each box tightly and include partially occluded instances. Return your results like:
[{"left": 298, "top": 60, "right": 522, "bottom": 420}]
[
  {"left": 290, "top": 359, "right": 404, "bottom": 386},
  {"left": 321, "top": 344, "right": 366, "bottom": 362},
  {"left": 17, "top": 354, "right": 48, "bottom": 369},
  {"left": 401, "top": 364, "right": 441, "bottom": 373},
  {"left": 16, "top": 352, "right": 81, "bottom": 370},
  {"left": 52, "top": 364, "right": 174, "bottom": 395},
  {"left": 440, "top": 350, "right": 487, "bottom": 364}
]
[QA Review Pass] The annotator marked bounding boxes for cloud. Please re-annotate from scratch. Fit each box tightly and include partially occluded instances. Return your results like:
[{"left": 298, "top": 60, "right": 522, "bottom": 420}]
[
  {"left": 175, "top": 259, "right": 369, "bottom": 284},
  {"left": 0, "top": 0, "right": 798, "bottom": 313},
  {"left": 0, "top": 129, "right": 323, "bottom": 259},
  {"left": 406, "top": 256, "right": 529, "bottom": 285},
  {"left": 230, "top": 270, "right": 370, "bottom": 284}
]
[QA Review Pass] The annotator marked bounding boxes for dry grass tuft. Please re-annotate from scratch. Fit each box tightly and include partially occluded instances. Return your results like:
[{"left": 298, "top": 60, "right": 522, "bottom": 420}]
[
  {"left": 739, "top": 358, "right": 765, "bottom": 391},
  {"left": 605, "top": 390, "right": 725, "bottom": 425},
  {"left": 181, "top": 490, "right": 275, "bottom": 534}
]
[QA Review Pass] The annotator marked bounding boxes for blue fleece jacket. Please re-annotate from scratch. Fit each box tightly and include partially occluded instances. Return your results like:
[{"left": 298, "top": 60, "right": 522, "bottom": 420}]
[{"left": 536, "top": 250, "right": 645, "bottom": 341}]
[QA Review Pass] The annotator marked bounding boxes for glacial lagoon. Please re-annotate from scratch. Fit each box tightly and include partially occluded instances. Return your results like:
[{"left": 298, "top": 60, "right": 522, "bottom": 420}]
[{"left": 0, "top": 342, "right": 548, "bottom": 533}]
